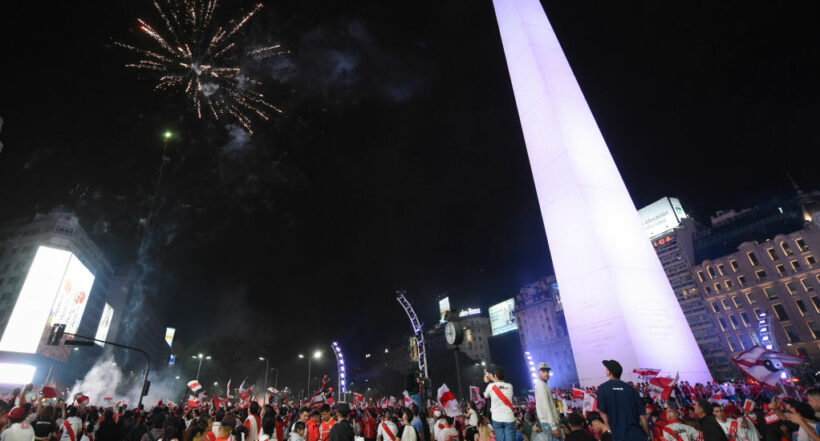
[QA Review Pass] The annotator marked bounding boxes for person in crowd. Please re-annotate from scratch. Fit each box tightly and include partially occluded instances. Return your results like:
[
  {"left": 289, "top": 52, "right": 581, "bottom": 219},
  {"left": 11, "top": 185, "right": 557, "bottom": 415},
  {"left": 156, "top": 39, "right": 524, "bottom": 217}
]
[
  {"left": 585, "top": 412, "right": 611, "bottom": 441},
  {"left": 659, "top": 409, "right": 698, "bottom": 441},
  {"left": 33, "top": 406, "right": 58, "bottom": 441},
  {"left": 260, "top": 414, "right": 277, "bottom": 441},
  {"left": 477, "top": 418, "right": 494, "bottom": 441},
  {"left": 319, "top": 406, "right": 336, "bottom": 441},
  {"left": 306, "top": 412, "right": 321, "bottom": 441},
  {"left": 694, "top": 400, "right": 728, "bottom": 441},
  {"left": 466, "top": 404, "right": 479, "bottom": 430},
  {"left": 96, "top": 410, "right": 124, "bottom": 441},
  {"left": 562, "top": 415, "right": 594, "bottom": 441},
  {"left": 534, "top": 363, "right": 560, "bottom": 441},
  {"left": 245, "top": 403, "right": 262, "bottom": 441},
  {"left": 362, "top": 410, "right": 377, "bottom": 441},
  {"left": 399, "top": 409, "right": 418, "bottom": 441},
  {"left": 409, "top": 406, "right": 424, "bottom": 441},
  {"left": 184, "top": 421, "right": 210, "bottom": 441},
  {"left": 514, "top": 422, "right": 527, "bottom": 441},
  {"left": 158, "top": 416, "right": 182, "bottom": 441},
  {"left": 214, "top": 415, "right": 235, "bottom": 441},
  {"left": 142, "top": 412, "right": 166, "bottom": 441},
  {"left": 435, "top": 417, "right": 457, "bottom": 441},
  {"left": 783, "top": 389, "right": 820, "bottom": 441},
  {"left": 327, "top": 404, "right": 353, "bottom": 441},
  {"left": 289, "top": 423, "right": 306, "bottom": 441},
  {"left": 595, "top": 360, "right": 649, "bottom": 441},
  {"left": 2, "top": 407, "right": 35, "bottom": 441},
  {"left": 376, "top": 411, "right": 398, "bottom": 441},
  {"left": 483, "top": 367, "right": 514, "bottom": 441},
  {"left": 292, "top": 410, "right": 310, "bottom": 437}
]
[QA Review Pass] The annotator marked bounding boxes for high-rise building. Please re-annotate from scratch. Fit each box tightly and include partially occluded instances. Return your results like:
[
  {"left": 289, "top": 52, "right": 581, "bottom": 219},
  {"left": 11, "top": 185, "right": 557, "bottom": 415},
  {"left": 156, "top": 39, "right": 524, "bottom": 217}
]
[
  {"left": 492, "top": 0, "right": 710, "bottom": 384},
  {"left": 638, "top": 198, "right": 732, "bottom": 379},
  {"left": 0, "top": 209, "right": 115, "bottom": 385},
  {"left": 514, "top": 276, "right": 577, "bottom": 388},
  {"left": 458, "top": 314, "right": 492, "bottom": 364}
]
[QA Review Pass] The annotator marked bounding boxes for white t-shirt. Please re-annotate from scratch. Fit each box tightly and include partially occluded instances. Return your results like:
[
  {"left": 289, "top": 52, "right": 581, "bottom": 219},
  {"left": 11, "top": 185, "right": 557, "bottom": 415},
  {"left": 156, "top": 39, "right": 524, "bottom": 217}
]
[
  {"left": 435, "top": 427, "right": 457, "bottom": 441},
  {"left": 2, "top": 422, "right": 35, "bottom": 441},
  {"left": 797, "top": 422, "right": 816, "bottom": 441},
  {"left": 466, "top": 410, "right": 478, "bottom": 427},
  {"left": 483, "top": 382, "right": 515, "bottom": 423},
  {"left": 400, "top": 425, "right": 417, "bottom": 441},
  {"left": 60, "top": 417, "right": 83, "bottom": 441},
  {"left": 378, "top": 422, "right": 398, "bottom": 441},
  {"left": 661, "top": 422, "right": 700, "bottom": 441}
]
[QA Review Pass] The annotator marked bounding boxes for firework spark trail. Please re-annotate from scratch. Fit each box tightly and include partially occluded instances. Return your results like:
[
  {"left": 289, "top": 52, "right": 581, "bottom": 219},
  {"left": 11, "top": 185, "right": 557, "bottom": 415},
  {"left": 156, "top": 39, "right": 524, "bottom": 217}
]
[{"left": 116, "top": 0, "right": 287, "bottom": 134}]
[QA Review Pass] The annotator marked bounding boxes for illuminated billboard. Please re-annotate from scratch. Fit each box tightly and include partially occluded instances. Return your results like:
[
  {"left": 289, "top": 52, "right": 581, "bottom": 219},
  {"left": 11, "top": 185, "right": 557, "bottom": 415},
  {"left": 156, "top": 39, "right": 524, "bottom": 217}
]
[
  {"left": 0, "top": 246, "right": 95, "bottom": 354},
  {"left": 0, "top": 363, "right": 36, "bottom": 385},
  {"left": 489, "top": 298, "right": 517, "bottom": 336},
  {"left": 94, "top": 303, "right": 114, "bottom": 346},
  {"left": 439, "top": 297, "right": 450, "bottom": 323},
  {"left": 165, "top": 327, "right": 176, "bottom": 347},
  {"left": 638, "top": 197, "right": 689, "bottom": 239}
]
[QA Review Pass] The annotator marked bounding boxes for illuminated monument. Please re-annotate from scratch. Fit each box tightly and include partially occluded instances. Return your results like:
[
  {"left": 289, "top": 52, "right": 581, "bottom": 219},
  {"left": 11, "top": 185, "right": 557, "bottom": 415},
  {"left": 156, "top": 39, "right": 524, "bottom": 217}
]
[{"left": 492, "top": 0, "right": 712, "bottom": 385}]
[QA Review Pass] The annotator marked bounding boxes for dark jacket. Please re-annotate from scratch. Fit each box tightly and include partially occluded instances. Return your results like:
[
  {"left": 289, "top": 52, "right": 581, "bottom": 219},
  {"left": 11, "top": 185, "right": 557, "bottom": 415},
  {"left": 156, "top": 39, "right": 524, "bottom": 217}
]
[
  {"left": 698, "top": 415, "right": 729, "bottom": 441},
  {"left": 328, "top": 420, "right": 354, "bottom": 441}
]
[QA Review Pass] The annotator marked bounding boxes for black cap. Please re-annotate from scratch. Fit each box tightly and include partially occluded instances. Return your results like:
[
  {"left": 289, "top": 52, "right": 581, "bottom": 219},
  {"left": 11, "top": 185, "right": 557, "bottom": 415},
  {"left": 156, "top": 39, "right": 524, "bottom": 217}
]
[{"left": 602, "top": 360, "right": 623, "bottom": 378}]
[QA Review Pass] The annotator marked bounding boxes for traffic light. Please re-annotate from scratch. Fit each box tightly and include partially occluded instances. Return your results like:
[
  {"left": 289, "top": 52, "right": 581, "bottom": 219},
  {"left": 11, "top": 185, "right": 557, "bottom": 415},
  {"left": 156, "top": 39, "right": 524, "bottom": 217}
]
[
  {"left": 47, "top": 324, "right": 66, "bottom": 346},
  {"left": 141, "top": 380, "right": 151, "bottom": 397}
]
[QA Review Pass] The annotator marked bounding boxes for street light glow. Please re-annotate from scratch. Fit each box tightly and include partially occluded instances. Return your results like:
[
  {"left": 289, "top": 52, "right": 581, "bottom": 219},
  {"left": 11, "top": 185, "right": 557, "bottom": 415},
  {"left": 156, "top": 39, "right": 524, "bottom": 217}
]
[
  {"left": 298, "top": 354, "right": 305, "bottom": 359},
  {"left": 163, "top": 131, "right": 173, "bottom": 139},
  {"left": 259, "top": 356, "right": 265, "bottom": 361},
  {"left": 198, "top": 353, "right": 203, "bottom": 358},
  {"left": 313, "top": 351, "right": 322, "bottom": 359},
  {"left": 206, "top": 356, "right": 211, "bottom": 360}
]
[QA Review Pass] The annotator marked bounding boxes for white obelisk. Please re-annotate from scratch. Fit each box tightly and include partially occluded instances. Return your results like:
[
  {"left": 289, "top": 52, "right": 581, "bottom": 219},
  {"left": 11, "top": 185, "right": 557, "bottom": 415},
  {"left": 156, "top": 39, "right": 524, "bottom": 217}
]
[{"left": 492, "top": 0, "right": 712, "bottom": 385}]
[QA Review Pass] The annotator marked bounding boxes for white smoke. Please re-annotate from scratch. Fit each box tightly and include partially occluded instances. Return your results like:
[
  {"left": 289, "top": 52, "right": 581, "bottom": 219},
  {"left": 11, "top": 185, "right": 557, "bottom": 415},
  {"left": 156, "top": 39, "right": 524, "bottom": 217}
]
[
  {"left": 222, "top": 124, "right": 251, "bottom": 153},
  {"left": 201, "top": 82, "right": 220, "bottom": 97}
]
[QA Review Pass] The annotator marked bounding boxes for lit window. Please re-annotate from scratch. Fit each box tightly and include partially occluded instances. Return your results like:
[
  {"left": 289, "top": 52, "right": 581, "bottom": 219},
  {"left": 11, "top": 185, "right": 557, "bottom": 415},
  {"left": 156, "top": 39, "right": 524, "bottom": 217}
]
[
  {"left": 801, "top": 279, "right": 814, "bottom": 292},
  {"left": 718, "top": 264, "right": 726, "bottom": 276},
  {"left": 767, "top": 248, "right": 778, "bottom": 261},
  {"left": 732, "top": 296, "right": 742, "bottom": 307},
  {"left": 796, "top": 238, "right": 809, "bottom": 252},
  {"left": 786, "top": 282, "right": 798, "bottom": 295},
  {"left": 763, "top": 286, "right": 778, "bottom": 300},
  {"left": 707, "top": 266, "right": 716, "bottom": 279},
  {"left": 796, "top": 300, "right": 808, "bottom": 316},
  {"left": 783, "top": 325, "right": 799, "bottom": 342},
  {"left": 745, "top": 292, "right": 756, "bottom": 304},
  {"left": 730, "top": 260, "right": 739, "bottom": 272},
  {"left": 756, "top": 270, "right": 767, "bottom": 280},
  {"left": 738, "top": 275, "right": 747, "bottom": 286},
  {"left": 718, "top": 317, "right": 729, "bottom": 331},
  {"left": 772, "top": 304, "right": 789, "bottom": 321},
  {"left": 748, "top": 252, "right": 760, "bottom": 266},
  {"left": 726, "top": 336, "right": 738, "bottom": 352},
  {"left": 782, "top": 242, "right": 794, "bottom": 256},
  {"left": 741, "top": 312, "right": 751, "bottom": 326},
  {"left": 697, "top": 271, "right": 705, "bottom": 282},
  {"left": 791, "top": 260, "right": 801, "bottom": 271},
  {"left": 725, "top": 280, "right": 734, "bottom": 289},
  {"left": 722, "top": 299, "right": 732, "bottom": 310},
  {"left": 711, "top": 302, "right": 720, "bottom": 313},
  {"left": 809, "top": 322, "right": 820, "bottom": 339},
  {"left": 729, "top": 315, "right": 740, "bottom": 329},
  {"left": 776, "top": 265, "right": 786, "bottom": 276}
]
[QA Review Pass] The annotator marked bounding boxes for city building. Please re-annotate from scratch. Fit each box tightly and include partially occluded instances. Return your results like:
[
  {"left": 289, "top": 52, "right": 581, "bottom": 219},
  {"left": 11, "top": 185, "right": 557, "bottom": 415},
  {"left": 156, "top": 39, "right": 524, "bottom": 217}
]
[
  {"left": 457, "top": 314, "right": 492, "bottom": 364},
  {"left": 514, "top": 275, "right": 578, "bottom": 388},
  {"left": 638, "top": 198, "right": 732, "bottom": 379},
  {"left": 0, "top": 209, "right": 115, "bottom": 385}
]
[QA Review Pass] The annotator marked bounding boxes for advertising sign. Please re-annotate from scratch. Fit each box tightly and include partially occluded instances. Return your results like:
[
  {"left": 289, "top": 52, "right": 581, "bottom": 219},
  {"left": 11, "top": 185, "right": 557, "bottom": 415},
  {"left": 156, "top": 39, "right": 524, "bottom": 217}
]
[
  {"left": 94, "top": 303, "right": 114, "bottom": 346},
  {"left": 165, "top": 327, "right": 176, "bottom": 347},
  {"left": 0, "top": 246, "right": 95, "bottom": 354},
  {"left": 439, "top": 297, "right": 450, "bottom": 323},
  {"left": 489, "top": 298, "right": 517, "bottom": 336},
  {"left": 638, "top": 197, "right": 688, "bottom": 239},
  {"left": 0, "top": 363, "right": 37, "bottom": 385}
]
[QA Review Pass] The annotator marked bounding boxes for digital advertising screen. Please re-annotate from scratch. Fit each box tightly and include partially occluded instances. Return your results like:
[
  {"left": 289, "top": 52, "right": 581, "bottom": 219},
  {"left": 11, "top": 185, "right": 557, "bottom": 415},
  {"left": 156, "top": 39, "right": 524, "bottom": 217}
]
[
  {"left": 489, "top": 298, "right": 517, "bottom": 336},
  {"left": 94, "top": 303, "right": 114, "bottom": 346},
  {"left": 439, "top": 297, "right": 450, "bottom": 323},
  {"left": 165, "top": 327, "right": 176, "bottom": 347}
]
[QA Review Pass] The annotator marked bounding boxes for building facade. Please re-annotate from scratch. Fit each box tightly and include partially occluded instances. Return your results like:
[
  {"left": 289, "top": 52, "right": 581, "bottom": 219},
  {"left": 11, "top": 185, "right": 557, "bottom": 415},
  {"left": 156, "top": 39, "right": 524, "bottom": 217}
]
[
  {"left": 514, "top": 275, "right": 578, "bottom": 388},
  {"left": 458, "top": 315, "right": 492, "bottom": 364}
]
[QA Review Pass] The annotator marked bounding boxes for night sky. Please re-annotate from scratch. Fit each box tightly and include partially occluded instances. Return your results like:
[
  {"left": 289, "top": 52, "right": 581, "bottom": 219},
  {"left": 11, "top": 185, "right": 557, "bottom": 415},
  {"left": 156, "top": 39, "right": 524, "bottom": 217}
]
[{"left": 1, "top": 1, "right": 819, "bottom": 386}]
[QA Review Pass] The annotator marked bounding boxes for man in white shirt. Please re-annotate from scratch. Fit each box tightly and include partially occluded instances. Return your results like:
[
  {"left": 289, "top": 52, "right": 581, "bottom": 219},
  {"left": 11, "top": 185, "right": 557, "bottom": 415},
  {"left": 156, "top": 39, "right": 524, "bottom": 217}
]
[
  {"left": 59, "top": 407, "right": 83, "bottom": 441},
  {"left": 483, "top": 367, "right": 515, "bottom": 441},
  {"left": 434, "top": 418, "right": 457, "bottom": 441},
  {"left": 376, "top": 412, "right": 398, "bottom": 441},
  {"left": 2, "top": 407, "right": 34, "bottom": 441},
  {"left": 534, "top": 363, "right": 561, "bottom": 441}
]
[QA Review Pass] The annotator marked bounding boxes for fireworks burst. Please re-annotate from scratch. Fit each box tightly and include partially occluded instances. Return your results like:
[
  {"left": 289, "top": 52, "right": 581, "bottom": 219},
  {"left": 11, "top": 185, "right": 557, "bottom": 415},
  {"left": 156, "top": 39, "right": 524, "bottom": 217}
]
[{"left": 116, "top": 0, "right": 287, "bottom": 134}]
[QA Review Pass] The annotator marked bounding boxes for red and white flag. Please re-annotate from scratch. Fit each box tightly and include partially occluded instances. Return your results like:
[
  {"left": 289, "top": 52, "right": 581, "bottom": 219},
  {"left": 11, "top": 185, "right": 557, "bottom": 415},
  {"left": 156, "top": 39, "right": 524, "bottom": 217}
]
[
  {"left": 388, "top": 396, "right": 397, "bottom": 407},
  {"left": 632, "top": 368, "right": 661, "bottom": 381},
  {"left": 226, "top": 379, "right": 233, "bottom": 398},
  {"left": 708, "top": 393, "right": 725, "bottom": 404},
  {"left": 188, "top": 380, "right": 202, "bottom": 392},
  {"left": 437, "top": 383, "right": 461, "bottom": 417},
  {"left": 582, "top": 391, "right": 597, "bottom": 416},
  {"left": 76, "top": 395, "right": 89, "bottom": 406},
  {"left": 403, "top": 391, "right": 412, "bottom": 407},
  {"left": 648, "top": 373, "right": 678, "bottom": 401},
  {"left": 732, "top": 345, "right": 804, "bottom": 386},
  {"left": 469, "top": 386, "right": 482, "bottom": 404},
  {"left": 764, "top": 412, "right": 780, "bottom": 424},
  {"left": 353, "top": 393, "right": 364, "bottom": 408},
  {"left": 743, "top": 399, "right": 755, "bottom": 413},
  {"left": 187, "top": 395, "right": 198, "bottom": 408},
  {"left": 571, "top": 388, "right": 585, "bottom": 400}
]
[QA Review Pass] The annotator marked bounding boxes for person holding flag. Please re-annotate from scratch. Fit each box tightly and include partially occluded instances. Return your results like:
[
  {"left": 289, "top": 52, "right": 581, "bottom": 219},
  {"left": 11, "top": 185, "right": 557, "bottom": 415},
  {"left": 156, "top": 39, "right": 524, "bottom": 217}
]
[
  {"left": 483, "top": 366, "right": 515, "bottom": 441},
  {"left": 534, "top": 362, "right": 561, "bottom": 441}
]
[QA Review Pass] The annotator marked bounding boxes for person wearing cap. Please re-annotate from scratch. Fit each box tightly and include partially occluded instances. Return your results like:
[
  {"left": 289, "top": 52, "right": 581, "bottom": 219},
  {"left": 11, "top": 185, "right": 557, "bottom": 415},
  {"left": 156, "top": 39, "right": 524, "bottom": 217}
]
[
  {"left": 328, "top": 404, "right": 353, "bottom": 441},
  {"left": 595, "top": 360, "right": 648, "bottom": 441},
  {"left": 534, "top": 363, "right": 561, "bottom": 441},
  {"left": 2, "top": 407, "right": 34, "bottom": 441},
  {"left": 585, "top": 412, "right": 611, "bottom": 441}
]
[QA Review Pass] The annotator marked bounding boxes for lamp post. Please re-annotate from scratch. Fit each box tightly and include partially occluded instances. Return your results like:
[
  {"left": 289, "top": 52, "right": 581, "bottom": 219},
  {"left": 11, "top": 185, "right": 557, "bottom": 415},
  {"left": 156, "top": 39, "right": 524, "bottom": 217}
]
[
  {"left": 259, "top": 356, "right": 269, "bottom": 393},
  {"left": 192, "top": 353, "right": 212, "bottom": 380},
  {"left": 299, "top": 351, "right": 322, "bottom": 396}
]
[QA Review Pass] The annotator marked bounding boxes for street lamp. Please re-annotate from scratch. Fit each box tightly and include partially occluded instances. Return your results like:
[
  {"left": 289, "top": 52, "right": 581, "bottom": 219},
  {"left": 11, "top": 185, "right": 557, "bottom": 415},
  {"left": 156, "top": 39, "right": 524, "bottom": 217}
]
[
  {"left": 192, "top": 354, "right": 212, "bottom": 380},
  {"left": 299, "top": 351, "right": 322, "bottom": 396}
]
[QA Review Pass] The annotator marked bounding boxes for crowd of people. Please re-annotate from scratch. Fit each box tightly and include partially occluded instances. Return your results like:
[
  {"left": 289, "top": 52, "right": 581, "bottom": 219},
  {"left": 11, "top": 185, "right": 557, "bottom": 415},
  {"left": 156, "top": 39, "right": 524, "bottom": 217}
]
[{"left": 1, "top": 358, "right": 819, "bottom": 441}]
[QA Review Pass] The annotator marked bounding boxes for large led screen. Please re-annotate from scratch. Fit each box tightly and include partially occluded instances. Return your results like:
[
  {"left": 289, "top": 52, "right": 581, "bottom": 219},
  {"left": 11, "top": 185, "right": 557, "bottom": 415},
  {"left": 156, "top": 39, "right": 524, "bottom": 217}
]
[
  {"left": 94, "top": 303, "right": 114, "bottom": 346},
  {"left": 439, "top": 297, "right": 450, "bottom": 323},
  {"left": 489, "top": 298, "right": 517, "bottom": 336},
  {"left": 0, "top": 246, "right": 95, "bottom": 353}
]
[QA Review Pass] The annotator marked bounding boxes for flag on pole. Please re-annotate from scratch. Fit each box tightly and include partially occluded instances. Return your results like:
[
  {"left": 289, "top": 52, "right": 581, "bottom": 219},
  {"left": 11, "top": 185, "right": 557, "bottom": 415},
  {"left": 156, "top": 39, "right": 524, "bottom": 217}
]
[
  {"left": 226, "top": 379, "right": 233, "bottom": 398},
  {"left": 188, "top": 380, "right": 202, "bottom": 392},
  {"left": 731, "top": 345, "right": 804, "bottom": 386},
  {"left": 353, "top": 393, "right": 364, "bottom": 408},
  {"left": 582, "top": 391, "right": 597, "bottom": 416},
  {"left": 648, "top": 372, "right": 678, "bottom": 401},
  {"left": 187, "top": 395, "right": 198, "bottom": 408},
  {"left": 437, "top": 383, "right": 461, "bottom": 417},
  {"left": 571, "top": 388, "right": 585, "bottom": 400},
  {"left": 403, "top": 391, "right": 412, "bottom": 407}
]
